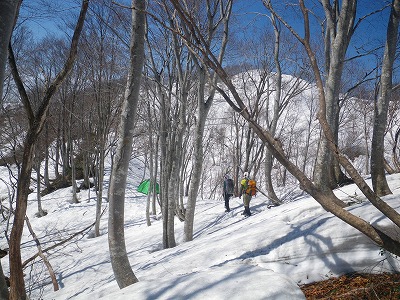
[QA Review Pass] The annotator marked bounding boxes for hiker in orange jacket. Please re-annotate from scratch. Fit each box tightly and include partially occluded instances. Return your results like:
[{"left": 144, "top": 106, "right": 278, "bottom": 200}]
[{"left": 239, "top": 171, "right": 253, "bottom": 216}]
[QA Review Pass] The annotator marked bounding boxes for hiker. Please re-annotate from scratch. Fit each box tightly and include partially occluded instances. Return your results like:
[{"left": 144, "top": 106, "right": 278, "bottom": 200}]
[
  {"left": 239, "top": 171, "right": 256, "bottom": 216},
  {"left": 223, "top": 174, "right": 234, "bottom": 212}
]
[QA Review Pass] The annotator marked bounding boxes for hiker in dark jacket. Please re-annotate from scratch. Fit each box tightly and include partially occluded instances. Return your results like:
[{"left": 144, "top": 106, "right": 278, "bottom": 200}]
[{"left": 223, "top": 174, "right": 234, "bottom": 212}]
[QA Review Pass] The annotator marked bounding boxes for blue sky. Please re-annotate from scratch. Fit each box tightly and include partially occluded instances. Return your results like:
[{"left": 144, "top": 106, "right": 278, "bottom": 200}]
[
  {"left": 18, "top": 0, "right": 391, "bottom": 75},
  {"left": 232, "top": 0, "right": 390, "bottom": 73},
  {"left": 17, "top": 0, "right": 82, "bottom": 39}
]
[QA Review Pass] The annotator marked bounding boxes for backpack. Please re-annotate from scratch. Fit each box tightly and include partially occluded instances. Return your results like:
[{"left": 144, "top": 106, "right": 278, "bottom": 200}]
[
  {"left": 225, "top": 178, "right": 234, "bottom": 195},
  {"left": 246, "top": 179, "right": 257, "bottom": 196}
]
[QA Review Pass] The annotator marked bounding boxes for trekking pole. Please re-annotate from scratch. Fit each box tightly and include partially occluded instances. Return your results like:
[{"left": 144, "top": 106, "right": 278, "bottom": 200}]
[{"left": 255, "top": 188, "right": 281, "bottom": 207}]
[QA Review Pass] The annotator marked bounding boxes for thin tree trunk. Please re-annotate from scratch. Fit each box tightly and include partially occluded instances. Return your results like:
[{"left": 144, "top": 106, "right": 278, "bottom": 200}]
[
  {"left": 7, "top": 2, "right": 88, "bottom": 298},
  {"left": 183, "top": 0, "right": 232, "bottom": 241},
  {"left": 70, "top": 140, "right": 79, "bottom": 204},
  {"left": 44, "top": 123, "right": 50, "bottom": 189},
  {"left": 264, "top": 13, "right": 281, "bottom": 204},
  {"left": 35, "top": 154, "right": 46, "bottom": 217},
  {"left": 95, "top": 147, "right": 104, "bottom": 235},
  {"left": 371, "top": 0, "right": 399, "bottom": 196},
  {"left": 25, "top": 216, "right": 59, "bottom": 291}
]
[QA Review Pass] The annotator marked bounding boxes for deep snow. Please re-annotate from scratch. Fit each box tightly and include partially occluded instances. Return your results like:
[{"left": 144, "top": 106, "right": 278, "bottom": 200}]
[{"left": 1, "top": 169, "right": 400, "bottom": 299}]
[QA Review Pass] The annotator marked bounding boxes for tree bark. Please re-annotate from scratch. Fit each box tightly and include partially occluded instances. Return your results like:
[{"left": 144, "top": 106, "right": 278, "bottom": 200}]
[
  {"left": 371, "top": 0, "right": 400, "bottom": 196},
  {"left": 107, "top": 0, "right": 145, "bottom": 288},
  {"left": 0, "top": 0, "right": 21, "bottom": 104},
  {"left": 0, "top": 1, "right": 21, "bottom": 296},
  {"left": 314, "top": 0, "right": 357, "bottom": 191}
]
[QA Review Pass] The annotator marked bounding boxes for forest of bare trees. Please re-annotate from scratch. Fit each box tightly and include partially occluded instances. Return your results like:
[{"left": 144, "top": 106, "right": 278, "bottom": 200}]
[{"left": 1, "top": 0, "right": 400, "bottom": 298}]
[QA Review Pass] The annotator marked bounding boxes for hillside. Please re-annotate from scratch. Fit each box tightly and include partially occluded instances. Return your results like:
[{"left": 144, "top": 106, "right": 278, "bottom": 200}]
[{"left": 1, "top": 166, "right": 400, "bottom": 299}]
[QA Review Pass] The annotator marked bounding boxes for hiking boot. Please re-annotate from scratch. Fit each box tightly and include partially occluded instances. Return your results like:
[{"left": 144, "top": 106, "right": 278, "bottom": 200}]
[{"left": 245, "top": 206, "right": 251, "bottom": 216}]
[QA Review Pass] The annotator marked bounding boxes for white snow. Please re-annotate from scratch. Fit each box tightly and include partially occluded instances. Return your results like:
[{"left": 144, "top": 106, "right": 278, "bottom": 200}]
[{"left": 1, "top": 169, "right": 400, "bottom": 300}]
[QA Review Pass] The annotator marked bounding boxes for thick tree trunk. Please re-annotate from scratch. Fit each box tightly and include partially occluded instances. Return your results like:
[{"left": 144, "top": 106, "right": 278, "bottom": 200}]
[
  {"left": 0, "top": 0, "right": 21, "bottom": 104},
  {"left": 314, "top": 0, "right": 356, "bottom": 190},
  {"left": 0, "top": 1, "right": 21, "bottom": 295},
  {"left": 107, "top": 0, "right": 145, "bottom": 288},
  {"left": 371, "top": 0, "right": 399, "bottom": 196}
]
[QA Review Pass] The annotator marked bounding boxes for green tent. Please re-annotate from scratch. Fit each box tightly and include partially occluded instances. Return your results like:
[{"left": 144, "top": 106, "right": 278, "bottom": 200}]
[{"left": 137, "top": 179, "right": 160, "bottom": 195}]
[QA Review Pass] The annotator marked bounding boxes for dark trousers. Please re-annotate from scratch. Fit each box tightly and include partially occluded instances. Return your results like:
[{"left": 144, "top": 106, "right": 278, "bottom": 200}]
[{"left": 224, "top": 193, "right": 231, "bottom": 211}]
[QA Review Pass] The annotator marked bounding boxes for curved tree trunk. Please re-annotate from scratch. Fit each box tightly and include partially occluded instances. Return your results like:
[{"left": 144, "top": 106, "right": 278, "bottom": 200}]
[
  {"left": 371, "top": 0, "right": 399, "bottom": 196},
  {"left": 7, "top": 2, "right": 88, "bottom": 298},
  {"left": 108, "top": 0, "right": 145, "bottom": 288}
]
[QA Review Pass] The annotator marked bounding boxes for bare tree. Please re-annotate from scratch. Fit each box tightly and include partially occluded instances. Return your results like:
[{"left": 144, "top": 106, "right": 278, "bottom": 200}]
[
  {"left": 169, "top": 0, "right": 400, "bottom": 258},
  {"left": 7, "top": 1, "right": 88, "bottom": 298},
  {"left": 306, "top": 0, "right": 357, "bottom": 191},
  {"left": 80, "top": 0, "right": 129, "bottom": 237},
  {"left": 147, "top": 1, "right": 198, "bottom": 248},
  {"left": 178, "top": 0, "right": 232, "bottom": 242},
  {"left": 371, "top": 0, "right": 400, "bottom": 196},
  {"left": 107, "top": 0, "right": 146, "bottom": 288}
]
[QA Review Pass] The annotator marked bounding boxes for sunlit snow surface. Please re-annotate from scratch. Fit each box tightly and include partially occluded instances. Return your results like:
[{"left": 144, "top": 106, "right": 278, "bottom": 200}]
[{"left": 1, "top": 168, "right": 400, "bottom": 299}]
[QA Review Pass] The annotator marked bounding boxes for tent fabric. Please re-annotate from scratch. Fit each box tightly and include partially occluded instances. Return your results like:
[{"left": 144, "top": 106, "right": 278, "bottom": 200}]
[{"left": 137, "top": 179, "right": 160, "bottom": 195}]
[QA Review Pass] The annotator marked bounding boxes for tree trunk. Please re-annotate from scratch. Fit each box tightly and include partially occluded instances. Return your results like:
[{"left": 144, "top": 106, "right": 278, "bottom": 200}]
[
  {"left": 44, "top": 123, "right": 51, "bottom": 189},
  {"left": 0, "top": 0, "right": 21, "bottom": 104},
  {"left": 371, "top": 0, "right": 399, "bottom": 196},
  {"left": 70, "top": 140, "right": 79, "bottom": 204},
  {"left": 314, "top": 0, "right": 357, "bottom": 191},
  {"left": 95, "top": 147, "right": 105, "bottom": 235},
  {"left": 392, "top": 127, "right": 400, "bottom": 171},
  {"left": 107, "top": 0, "right": 145, "bottom": 288},
  {"left": 35, "top": 154, "right": 46, "bottom": 217},
  {"left": 152, "top": 136, "right": 159, "bottom": 215},
  {"left": 184, "top": 68, "right": 210, "bottom": 241},
  {"left": 7, "top": 1, "right": 88, "bottom": 298},
  {"left": 264, "top": 13, "right": 282, "bottom": 204},
  {"left": 0, "top": 1, "right": 21, "bottom": 295},
  {"left": 183, "top": 0, "right": 232, "bottom": 241}
]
